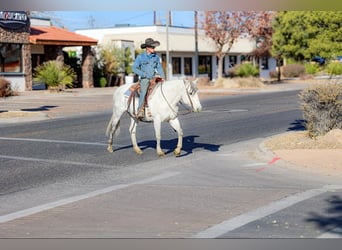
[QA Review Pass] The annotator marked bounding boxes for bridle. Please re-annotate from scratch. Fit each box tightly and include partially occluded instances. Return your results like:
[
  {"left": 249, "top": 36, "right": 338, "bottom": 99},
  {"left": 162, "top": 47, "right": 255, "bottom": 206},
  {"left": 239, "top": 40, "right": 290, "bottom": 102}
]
[
  {"left": 160, "top": 80, "right": 198, "bottom": 115},
  {"left": 179, "top": 80, "right": 198, "bottom": 114}
]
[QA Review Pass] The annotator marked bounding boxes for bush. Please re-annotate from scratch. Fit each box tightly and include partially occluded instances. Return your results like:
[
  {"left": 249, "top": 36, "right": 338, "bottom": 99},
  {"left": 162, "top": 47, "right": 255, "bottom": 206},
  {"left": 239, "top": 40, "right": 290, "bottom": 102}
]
[
  {"left": 99, "top": 77, "right": 107, "bottom": 88},
  {"left": 0, "top": 77, "right": 13, "bottom": 97},
  {"left": 234, "top": 63, "right": 259, "bottom": 77},
  {"left": 305, "top": 63, "right": 320, "bottom": 75},
  {"left": 299, "top": 82, "right": 342, "bottom": 138},
  {"left": 33, "top": 60, "right": 76, "bottom": 91},
  {"left": 282, "top": 64, "right": 305, "bottom": 78},
  {"left": 326, "top": 62, "right": 342, "bottom": 76}
]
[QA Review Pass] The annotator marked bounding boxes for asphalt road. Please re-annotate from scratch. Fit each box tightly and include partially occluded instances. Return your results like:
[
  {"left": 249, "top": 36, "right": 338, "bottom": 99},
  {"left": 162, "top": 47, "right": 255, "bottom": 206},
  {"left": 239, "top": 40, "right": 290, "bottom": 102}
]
[{"left": 0, "top": 89, "right": 341, "bottom": 238}]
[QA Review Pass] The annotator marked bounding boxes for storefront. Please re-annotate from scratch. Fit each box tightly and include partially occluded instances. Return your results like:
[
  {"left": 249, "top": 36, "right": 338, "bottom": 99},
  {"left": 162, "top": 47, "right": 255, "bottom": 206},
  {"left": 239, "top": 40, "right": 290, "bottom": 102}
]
[
  {"left": 0, "top": 11, "right": 31, "bottom": 92},
  {"left": 0, "top": 12, "right": 98, "bottom": 92}
]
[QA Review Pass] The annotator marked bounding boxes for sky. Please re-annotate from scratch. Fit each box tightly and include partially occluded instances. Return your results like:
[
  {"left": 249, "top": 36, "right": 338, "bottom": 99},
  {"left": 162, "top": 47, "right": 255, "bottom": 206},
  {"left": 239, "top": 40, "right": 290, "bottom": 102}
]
[{"left": 35, "top": 11, "right": 197, "bottom": 31}]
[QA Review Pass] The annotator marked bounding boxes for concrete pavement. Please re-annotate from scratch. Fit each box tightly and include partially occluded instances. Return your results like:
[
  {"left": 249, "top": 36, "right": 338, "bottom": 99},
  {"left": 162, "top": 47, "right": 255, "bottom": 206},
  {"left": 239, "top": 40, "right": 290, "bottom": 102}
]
[{"left": 0, "top": 81, "right": 341, "bottom": 238}]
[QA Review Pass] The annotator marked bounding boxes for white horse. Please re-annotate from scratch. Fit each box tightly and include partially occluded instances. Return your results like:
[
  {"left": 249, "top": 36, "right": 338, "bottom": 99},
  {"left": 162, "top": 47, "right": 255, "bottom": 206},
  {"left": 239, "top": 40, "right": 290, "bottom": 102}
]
[{"left": 105, "top": 79, "right": 202, "bottom": 156}]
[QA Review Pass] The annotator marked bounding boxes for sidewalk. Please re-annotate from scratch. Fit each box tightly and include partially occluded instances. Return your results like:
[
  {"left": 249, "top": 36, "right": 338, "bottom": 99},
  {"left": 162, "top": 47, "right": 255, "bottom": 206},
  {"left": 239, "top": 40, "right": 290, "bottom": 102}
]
[{"left": 1, "top": 81, "right": 341, "bottom": 177}]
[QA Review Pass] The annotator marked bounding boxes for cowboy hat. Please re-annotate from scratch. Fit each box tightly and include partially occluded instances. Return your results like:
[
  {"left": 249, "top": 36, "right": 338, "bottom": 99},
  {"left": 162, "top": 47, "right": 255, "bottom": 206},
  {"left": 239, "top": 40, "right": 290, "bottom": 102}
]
[{"left": 140, "top": 38, "right": 160, "bottom": 49}]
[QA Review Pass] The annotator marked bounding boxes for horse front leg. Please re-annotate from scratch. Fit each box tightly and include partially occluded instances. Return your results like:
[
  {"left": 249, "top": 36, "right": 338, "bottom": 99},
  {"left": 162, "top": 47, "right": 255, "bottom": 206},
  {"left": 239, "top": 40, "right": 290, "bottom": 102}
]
[
  {"left": 153, "top": 118, "right": 165, "bottom": 157},
  {"left": 169, "top": 118, "right": 183, "bottom": 157},
  {"left": 129, "top": 119, "right": 143, "bottom": 155}
]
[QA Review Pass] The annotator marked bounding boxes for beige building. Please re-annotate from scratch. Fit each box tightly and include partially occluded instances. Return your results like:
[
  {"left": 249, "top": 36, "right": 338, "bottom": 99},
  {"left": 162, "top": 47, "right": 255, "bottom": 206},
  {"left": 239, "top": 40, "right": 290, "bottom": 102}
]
[{"left": 76, "top": 25, "right": 276, "bottom": 81}]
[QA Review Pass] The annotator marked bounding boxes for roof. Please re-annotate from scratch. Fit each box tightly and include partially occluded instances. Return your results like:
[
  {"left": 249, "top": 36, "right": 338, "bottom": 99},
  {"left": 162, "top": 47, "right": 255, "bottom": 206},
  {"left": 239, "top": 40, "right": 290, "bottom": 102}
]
[
  {"left": 77, "top": 25, "right": 255, "bottom": 54},
  {"left": 30, "top": 26, "right": 98, "bottom": 46}
]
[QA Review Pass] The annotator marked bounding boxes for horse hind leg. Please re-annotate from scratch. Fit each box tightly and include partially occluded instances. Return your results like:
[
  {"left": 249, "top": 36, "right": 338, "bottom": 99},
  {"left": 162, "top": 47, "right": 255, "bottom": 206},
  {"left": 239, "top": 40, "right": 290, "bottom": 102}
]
[{"left": 106, "top": 114, "right": 121, "bottom": 153}]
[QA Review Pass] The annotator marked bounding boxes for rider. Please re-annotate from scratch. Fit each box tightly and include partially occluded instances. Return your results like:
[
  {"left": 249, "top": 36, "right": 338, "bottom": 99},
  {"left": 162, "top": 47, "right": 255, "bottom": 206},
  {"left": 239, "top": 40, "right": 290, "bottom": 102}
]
[{"left": 133, "top": 38, "right": 165, "bottom": 118}]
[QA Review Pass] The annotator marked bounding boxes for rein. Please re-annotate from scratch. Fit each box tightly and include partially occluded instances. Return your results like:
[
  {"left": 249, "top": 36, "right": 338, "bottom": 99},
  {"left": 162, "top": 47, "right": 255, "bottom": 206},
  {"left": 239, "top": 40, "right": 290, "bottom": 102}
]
[{"left": 160, "top": 80, "right": 195, "bottom": 116}]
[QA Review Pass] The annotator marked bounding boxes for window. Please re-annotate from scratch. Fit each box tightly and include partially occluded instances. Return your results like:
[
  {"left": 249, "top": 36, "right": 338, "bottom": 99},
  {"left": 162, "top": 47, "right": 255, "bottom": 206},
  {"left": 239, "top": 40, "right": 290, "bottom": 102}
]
[
  {"left": 198, "top": 56, "right": 211, "bottom": 74},
  {"left": 184, "top": 57, "right": 192, "bottom": 75},
  {"left": 229, "top": 55, "right": 237, "bottom": 67},
  {"left": 261, "top": 57, "right": 269, "bottom": 70},
  {"left": 172, "top": 57, "right": 181, "bottom": 75},
  {"left": 0, "top": 43, "right": 22, "bottom": 73}
]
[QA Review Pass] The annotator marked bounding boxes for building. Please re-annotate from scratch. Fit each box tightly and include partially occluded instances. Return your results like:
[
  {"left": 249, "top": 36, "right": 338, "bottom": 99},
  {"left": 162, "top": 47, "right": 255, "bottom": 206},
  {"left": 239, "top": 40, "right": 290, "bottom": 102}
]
[
  {"left": 0, "top": 12, "right": 98, "bottom": 92},
  {"left": 76, "top": 25, "right": 276, "bottom": 81}
]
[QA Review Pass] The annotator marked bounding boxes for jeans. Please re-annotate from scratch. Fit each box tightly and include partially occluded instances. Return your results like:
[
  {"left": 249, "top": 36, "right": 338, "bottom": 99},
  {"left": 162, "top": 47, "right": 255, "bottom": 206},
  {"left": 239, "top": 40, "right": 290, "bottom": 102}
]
[{"left": 138, "top": 78, "right": 150, "bottom": 111}]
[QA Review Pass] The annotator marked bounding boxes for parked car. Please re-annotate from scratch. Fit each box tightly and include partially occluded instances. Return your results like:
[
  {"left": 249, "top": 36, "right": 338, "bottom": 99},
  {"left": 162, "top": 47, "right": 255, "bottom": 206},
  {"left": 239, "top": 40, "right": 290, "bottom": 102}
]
[
  {"left": 312, "top": 56, "right": 326, "bottom": 65},
  {"left": 335, "top": 56, "right": 342, "bottom": 62}
]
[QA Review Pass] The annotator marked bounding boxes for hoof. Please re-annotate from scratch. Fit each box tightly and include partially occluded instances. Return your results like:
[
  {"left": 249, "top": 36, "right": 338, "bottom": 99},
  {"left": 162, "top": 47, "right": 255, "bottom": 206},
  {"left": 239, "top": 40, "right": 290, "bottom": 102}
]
[
  {"left": 157, "top": 151, "right": 165, "bottom": 157},
  {"left": 134, "top": 147, "right": 143, "bottom": 155},
  {"left": 174, "top": 149, "right": 181, "bottom": 157},
  {"left": 107, "top": 146, "right": 113, "bottom": 153}
]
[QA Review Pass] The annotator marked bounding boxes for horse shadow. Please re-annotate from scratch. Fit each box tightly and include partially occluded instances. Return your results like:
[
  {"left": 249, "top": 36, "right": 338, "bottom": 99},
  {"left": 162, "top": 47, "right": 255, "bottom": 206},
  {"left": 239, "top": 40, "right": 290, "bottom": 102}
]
[
  {"left": 306, "top": 194, "right": 342, "bottom": 236},
  {"left": 139, "top": 135, "right": 221, "bottom": 157},
  {"left": 116, "top": 135, "right": 221, "bottom": 157}
]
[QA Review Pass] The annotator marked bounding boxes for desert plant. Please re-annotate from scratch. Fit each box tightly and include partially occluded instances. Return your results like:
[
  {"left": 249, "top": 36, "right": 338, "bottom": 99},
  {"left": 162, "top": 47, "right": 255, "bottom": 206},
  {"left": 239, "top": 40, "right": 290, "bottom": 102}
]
[
  {"left": 33, "top": 60, "right": 76, "bottom": 91},
  {"left": 305, "top": 63, "right": 320, "bottom": 75},
  {"left": 0, "top": 77, "right": 13, "bottom": 97},
  {"left": 326, "top": 62, "right": 342, "bottom": 77},
  {"left": 234, "top": 63, "right": 259, "bottom": 77},
  {"left": 99, "top": 77, "right": 107, "bottom": 88},
  {"left": 282, "top": 64, "right": 305, "bottom": 78},
  {"left": 299, "top": 81, "right": 342, "bottom": 138}
]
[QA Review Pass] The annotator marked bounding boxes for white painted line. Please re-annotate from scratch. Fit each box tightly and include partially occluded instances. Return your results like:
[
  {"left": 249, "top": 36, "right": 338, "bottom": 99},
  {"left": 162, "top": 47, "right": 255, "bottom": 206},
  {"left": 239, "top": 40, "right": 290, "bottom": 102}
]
[
  {"left": 318, "top": 227, "right": 342, "bottom": 238},
  {"left": 243, "top": 163, "right": 267, "bottom": 167},
  {"left": 0, "top": 171, "right": 180, "bottom": 223},
  {"left": 0, "top": 137, "right": 111, "bottom": 147},
  {"left": 0, "top": 154, "right": 116, "bottom": 168},
  {"left": 193, "top": 185, "right": 342, "bottom": 238}
]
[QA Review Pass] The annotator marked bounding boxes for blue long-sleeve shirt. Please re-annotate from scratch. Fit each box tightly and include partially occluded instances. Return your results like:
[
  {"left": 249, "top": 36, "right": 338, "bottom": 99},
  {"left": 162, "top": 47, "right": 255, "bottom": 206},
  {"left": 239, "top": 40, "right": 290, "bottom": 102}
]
[{"left": 133, "top": 51, "right": 165, "bottom": 79}]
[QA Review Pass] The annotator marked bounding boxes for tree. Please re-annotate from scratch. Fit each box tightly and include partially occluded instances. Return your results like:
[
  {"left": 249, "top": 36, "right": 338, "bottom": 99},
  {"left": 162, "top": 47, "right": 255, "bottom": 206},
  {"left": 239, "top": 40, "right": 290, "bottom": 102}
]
[
  {"left": 272, "top": 11, "right": 342, "bottom": 62},
  {"left": 97, "top": 44, "right": 124, "bottom": 87},
  {"left": 247, "top": 11, "right": 276, "bottom": 58},
  {"left": 201, "top": 11, "right": 275, "bottom": 79}
]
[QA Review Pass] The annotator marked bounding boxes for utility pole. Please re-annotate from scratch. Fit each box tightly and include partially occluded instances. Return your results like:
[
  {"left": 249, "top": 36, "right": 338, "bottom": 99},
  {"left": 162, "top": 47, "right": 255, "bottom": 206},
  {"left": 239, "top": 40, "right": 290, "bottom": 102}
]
[
  {"left": 194, "top": 11, "right": 199, "bottom": 77},
  {"left": 166, "top": 11, "right": 170, "bottom": 80}
]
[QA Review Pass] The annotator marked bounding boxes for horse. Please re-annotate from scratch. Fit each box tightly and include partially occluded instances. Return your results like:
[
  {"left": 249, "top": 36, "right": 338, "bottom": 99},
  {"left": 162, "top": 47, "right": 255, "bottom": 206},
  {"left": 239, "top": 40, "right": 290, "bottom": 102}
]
[{"left": 105, "top": 79, "right": 202, "bottom": 156}]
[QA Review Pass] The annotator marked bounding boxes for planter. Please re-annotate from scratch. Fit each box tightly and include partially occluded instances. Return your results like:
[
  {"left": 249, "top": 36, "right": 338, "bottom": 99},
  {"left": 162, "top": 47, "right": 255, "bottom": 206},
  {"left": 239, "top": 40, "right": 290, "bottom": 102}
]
[{"left": 125, "top": 75, "right": 134, "bottom": 84}]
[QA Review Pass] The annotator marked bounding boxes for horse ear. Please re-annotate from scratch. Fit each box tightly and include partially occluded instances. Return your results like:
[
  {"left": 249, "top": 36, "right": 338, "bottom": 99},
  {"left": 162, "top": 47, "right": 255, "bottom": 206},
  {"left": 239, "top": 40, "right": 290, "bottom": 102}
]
[{"left": 192, "top": 78, "right": 199, "bottom": 86}]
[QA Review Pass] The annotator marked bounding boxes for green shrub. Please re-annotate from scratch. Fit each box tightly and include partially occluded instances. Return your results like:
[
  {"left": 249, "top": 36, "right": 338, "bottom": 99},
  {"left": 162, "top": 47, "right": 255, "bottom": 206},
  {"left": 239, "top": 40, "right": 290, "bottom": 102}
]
[
  {"left": 33, "top": 60, "right": 76, "bottom": 91},
  {"left": 99, "top": 77, "right": 107, "bottom": 88},
  {"left": 299, "top": 82, "right": 342, "bottom": 138},
  {"left": 0, "top": 77, "right": 13, "bottom": 97},
  {"left": 234, "top": 63, "right": 259, "bottom": 77},
  {"left": 305, "top": 63, "right": 320, "bottom": 75},
  {"left": 282, "top": 64, "right": 305, "bottom": 78},
  {"left": 326, "top": 62, "right": 342, "bottom": 76}
]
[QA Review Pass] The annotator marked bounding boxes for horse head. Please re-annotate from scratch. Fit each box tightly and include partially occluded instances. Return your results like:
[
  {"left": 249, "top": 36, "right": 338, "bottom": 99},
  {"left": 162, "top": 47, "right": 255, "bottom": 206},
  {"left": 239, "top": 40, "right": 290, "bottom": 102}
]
[{"left": 182, "top": 79, "right": 202, "bottom": 113}]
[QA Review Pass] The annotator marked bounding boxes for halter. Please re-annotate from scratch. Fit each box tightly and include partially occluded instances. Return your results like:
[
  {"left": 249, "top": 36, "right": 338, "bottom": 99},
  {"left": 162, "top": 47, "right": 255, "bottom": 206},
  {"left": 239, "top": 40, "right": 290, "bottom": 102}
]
[{"left": 184, "top": 80, "right": 198, "bottom": 109}]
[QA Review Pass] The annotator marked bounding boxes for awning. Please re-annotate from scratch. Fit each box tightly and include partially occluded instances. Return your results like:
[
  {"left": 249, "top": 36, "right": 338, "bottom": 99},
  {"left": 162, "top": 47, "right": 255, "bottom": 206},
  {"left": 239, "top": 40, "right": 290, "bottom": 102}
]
[{"left": 30, "top": 26, "right": 98, "bottom": 46}]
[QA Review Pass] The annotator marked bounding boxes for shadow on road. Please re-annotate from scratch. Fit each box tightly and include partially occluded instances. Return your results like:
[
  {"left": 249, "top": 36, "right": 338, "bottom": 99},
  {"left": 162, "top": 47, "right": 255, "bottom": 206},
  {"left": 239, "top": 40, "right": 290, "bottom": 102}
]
[
  {"left": 287, "top": 119, "right": 306, "bottom": 131},
  {"left": 306, "top": 194, "right": 342, "bottom": 236},
  {"left": 21, "top": 105, "right": 58, "bottom": 112},
  {"left": 115, "top": 135, "right": 221, "bottom": 157}
]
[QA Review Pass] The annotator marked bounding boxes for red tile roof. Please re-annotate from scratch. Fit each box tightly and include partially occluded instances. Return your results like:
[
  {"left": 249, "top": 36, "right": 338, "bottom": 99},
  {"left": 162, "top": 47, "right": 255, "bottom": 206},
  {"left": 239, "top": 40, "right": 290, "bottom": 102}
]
[{"left": 30, "top": 26, "right": 97, "bottom": 46}]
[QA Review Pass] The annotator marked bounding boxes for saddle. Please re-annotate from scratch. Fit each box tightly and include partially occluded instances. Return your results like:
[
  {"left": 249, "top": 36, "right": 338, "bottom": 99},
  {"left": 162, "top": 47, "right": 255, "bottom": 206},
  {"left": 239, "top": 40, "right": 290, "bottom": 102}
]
[{"left": 127, "top": 77, "right": 163, "bottom": 120}]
